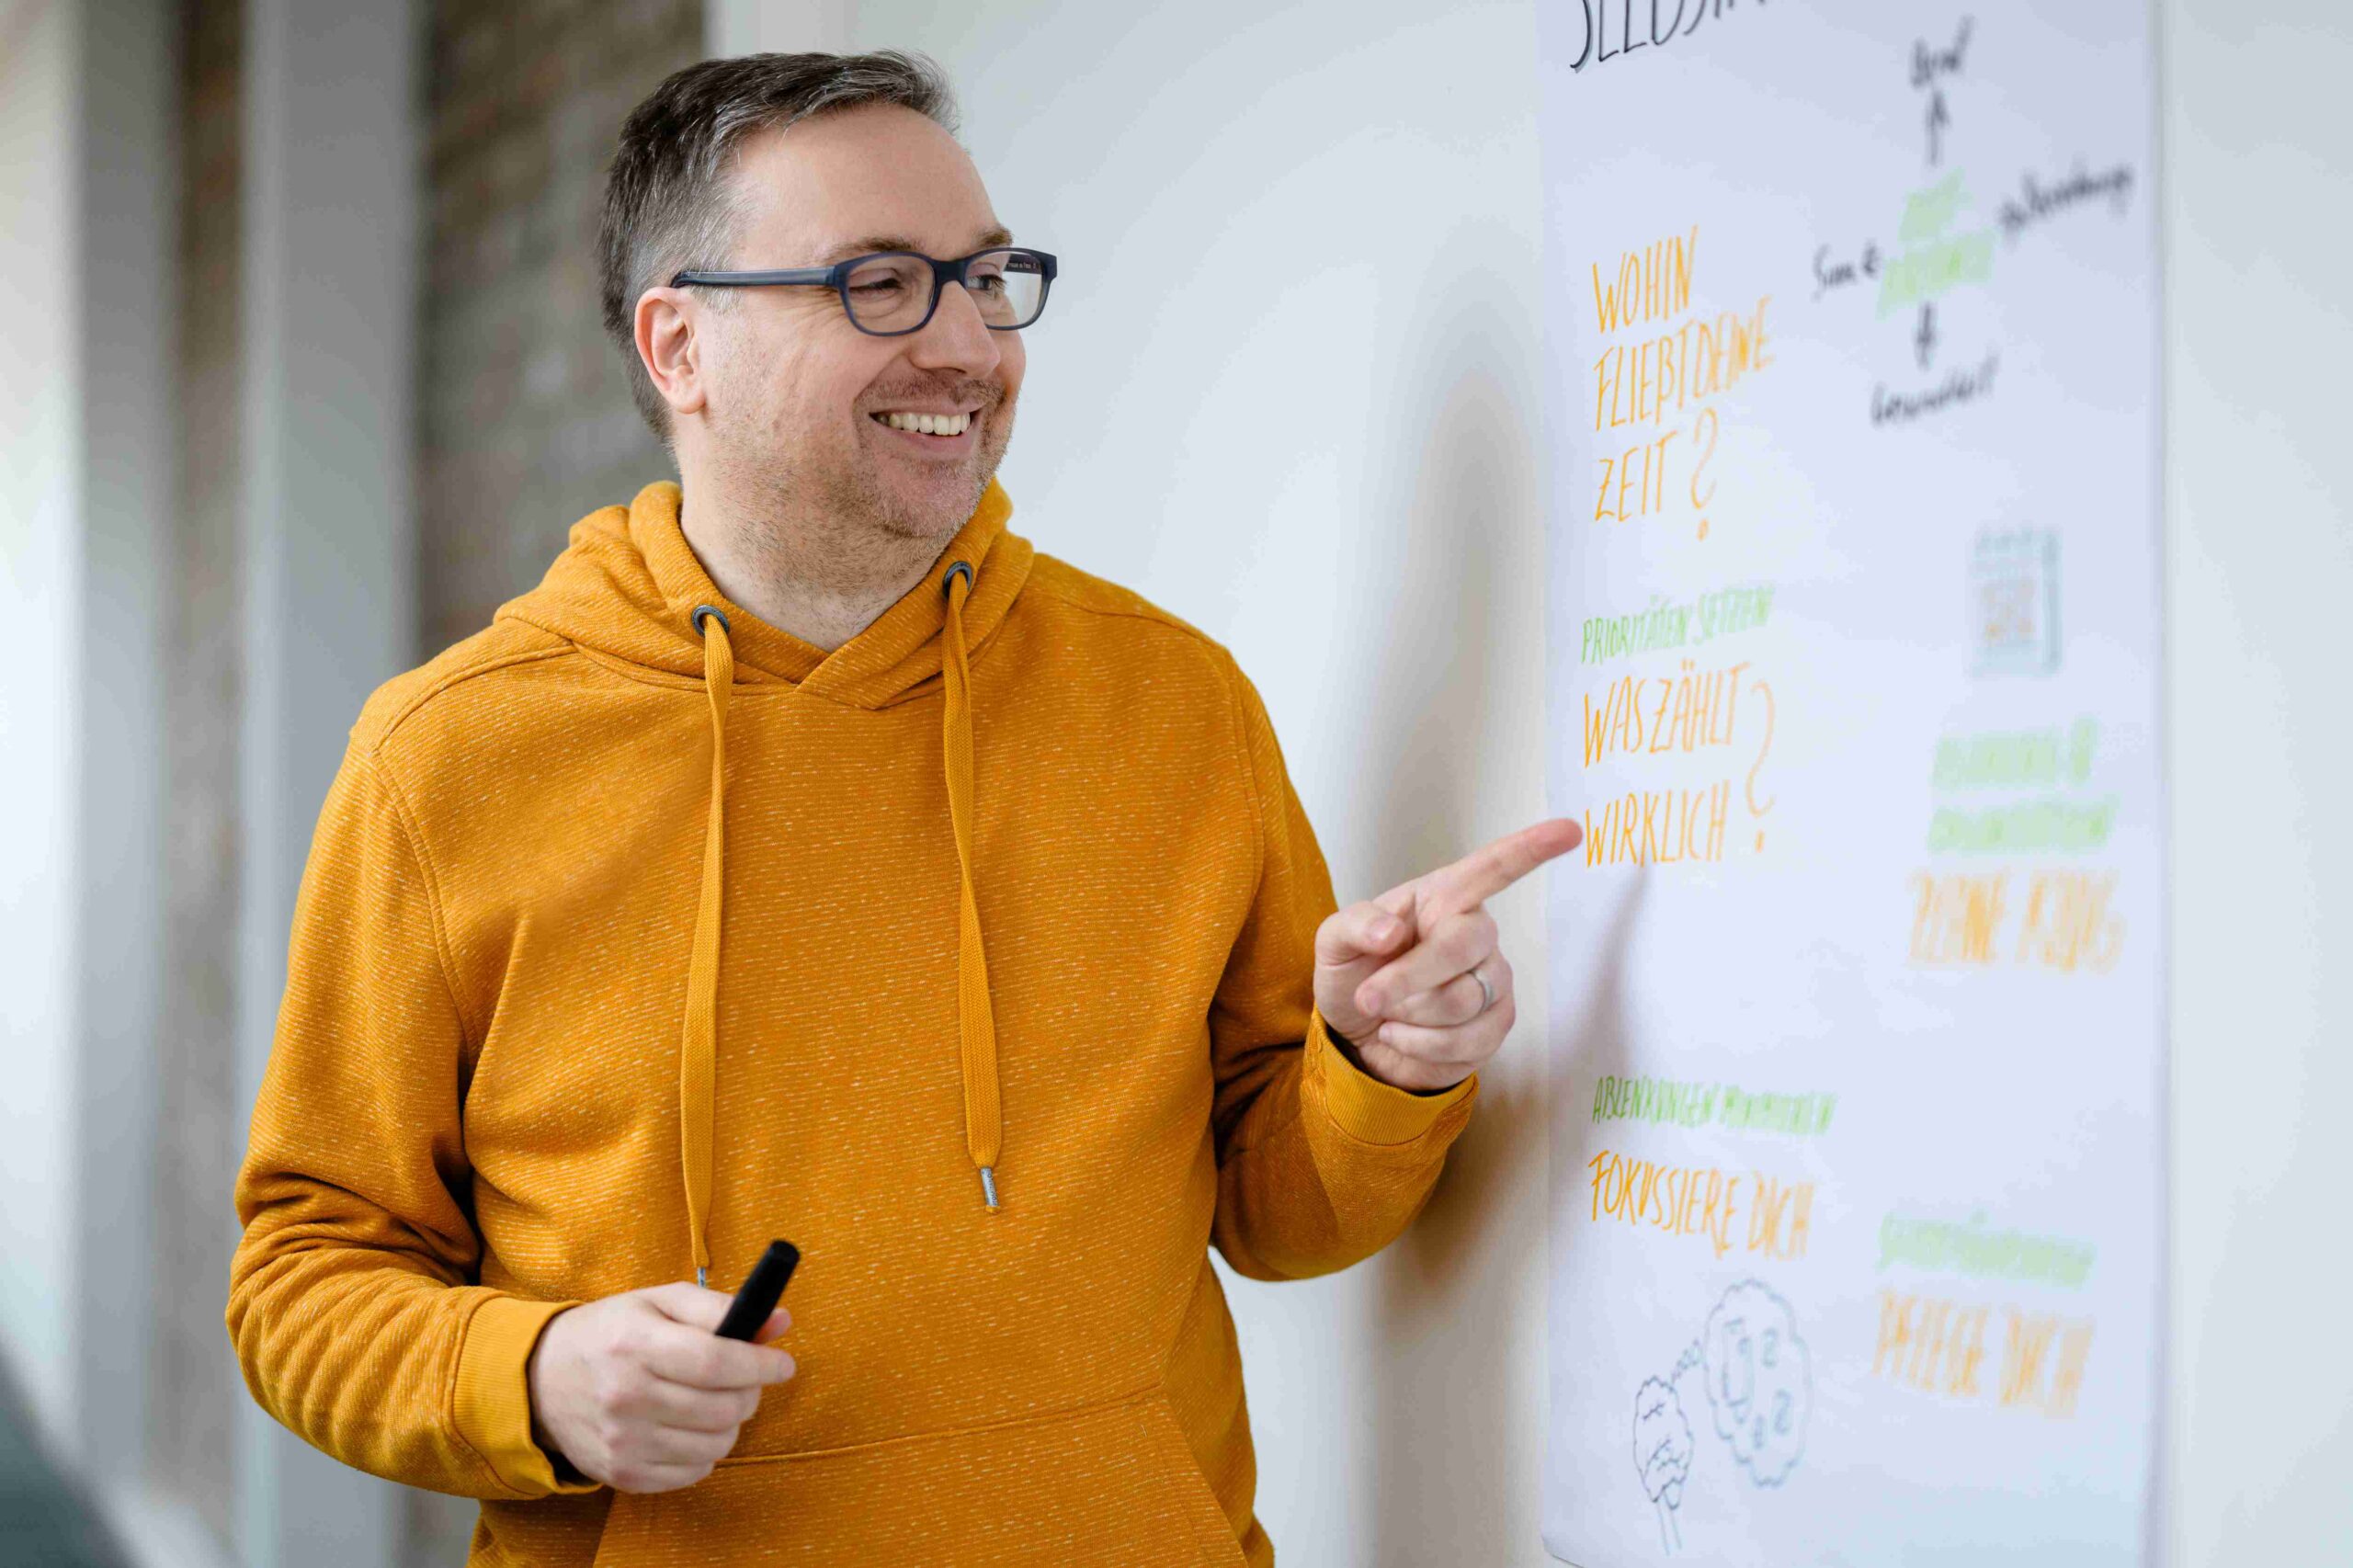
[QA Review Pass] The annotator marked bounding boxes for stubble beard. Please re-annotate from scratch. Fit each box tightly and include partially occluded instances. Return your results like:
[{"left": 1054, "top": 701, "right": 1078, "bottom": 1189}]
[{"left": 711, "top": 390, "right": 1017, "bottom": 586}]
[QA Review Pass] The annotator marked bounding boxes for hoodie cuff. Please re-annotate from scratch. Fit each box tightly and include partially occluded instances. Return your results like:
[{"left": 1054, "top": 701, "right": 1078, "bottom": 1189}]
[
  {"left": 1306, "top": 1007, "right": 1478, "bottom": 1145},
  {"left": 454, "top": 1294, "right": 600, "bottom": 1497}
]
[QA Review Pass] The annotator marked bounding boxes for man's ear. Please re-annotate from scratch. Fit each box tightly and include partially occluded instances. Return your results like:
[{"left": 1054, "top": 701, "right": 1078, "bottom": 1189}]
[{"left": 635, "top": 286, "right": 710, "bottom": 420}]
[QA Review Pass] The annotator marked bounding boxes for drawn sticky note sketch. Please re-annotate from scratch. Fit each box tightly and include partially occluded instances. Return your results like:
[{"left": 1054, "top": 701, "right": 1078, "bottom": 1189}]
[{"left": 1970, "top": 528, "right": 2063, "bottom": 676}]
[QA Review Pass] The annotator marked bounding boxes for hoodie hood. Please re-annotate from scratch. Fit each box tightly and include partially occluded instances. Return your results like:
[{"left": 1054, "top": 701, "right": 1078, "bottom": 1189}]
[
  {"left": 497, "top": 476, "right": 1034, "bottom": 707},
  {"left": 494, "top": 476, "right": 1032, "bottom": 1283}
]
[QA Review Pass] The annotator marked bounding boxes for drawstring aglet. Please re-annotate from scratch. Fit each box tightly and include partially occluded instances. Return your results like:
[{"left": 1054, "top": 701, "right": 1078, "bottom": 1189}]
[
  {"left": 978, "top": 1166, "right": 1000, "bottom": 1211},
  {"left": 697, "top": 1266, "right": 709, "bottom": 1290}
]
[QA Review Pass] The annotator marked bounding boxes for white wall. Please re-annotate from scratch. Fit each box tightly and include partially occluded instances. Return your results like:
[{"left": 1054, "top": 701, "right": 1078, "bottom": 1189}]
[
  {"left": 2161, "top": 6, "right": 2353, "bottom": 1561},
  {"left": 705, "top": 3, "right": 2352, "bottom": 1562},
  {"left": 0, "top": 0, "right": 88, "bottom": 1437}
]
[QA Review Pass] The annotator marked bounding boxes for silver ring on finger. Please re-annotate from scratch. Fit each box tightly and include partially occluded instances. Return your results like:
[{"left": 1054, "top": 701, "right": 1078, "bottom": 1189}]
[{"left": 1470, "top": 961, "right": 1496, "bottom": 1016}]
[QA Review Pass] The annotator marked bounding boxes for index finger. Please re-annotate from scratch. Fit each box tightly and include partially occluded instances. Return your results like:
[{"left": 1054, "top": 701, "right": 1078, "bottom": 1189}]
[{"left": 1427, "top": 817, "right": 1583, "bottom": 911}]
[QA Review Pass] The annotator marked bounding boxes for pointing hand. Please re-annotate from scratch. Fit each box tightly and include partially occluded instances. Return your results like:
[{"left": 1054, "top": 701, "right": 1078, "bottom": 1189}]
[{"left": 1311, "top": 817, "right": 1583, "bottom": 1093}]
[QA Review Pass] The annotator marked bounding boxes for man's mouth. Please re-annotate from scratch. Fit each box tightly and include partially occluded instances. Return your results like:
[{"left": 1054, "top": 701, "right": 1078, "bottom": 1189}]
[{"left": 869, "top": 408, "right": 975, "bottom": 438}]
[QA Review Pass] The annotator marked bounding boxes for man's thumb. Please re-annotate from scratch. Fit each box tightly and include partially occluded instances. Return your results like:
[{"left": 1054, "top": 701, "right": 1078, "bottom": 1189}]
[
  {"left": 1316, "top": 902, "right": 1413, "bottom": 967},
  {"left": 641, "top": 1281, "right": 734, "bottom": 1331}
]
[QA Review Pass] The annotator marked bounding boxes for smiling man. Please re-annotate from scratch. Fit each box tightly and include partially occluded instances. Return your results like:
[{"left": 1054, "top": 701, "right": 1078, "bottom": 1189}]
[{"left": 227, "top": 50, "right": 1577, "bottom": 1567}]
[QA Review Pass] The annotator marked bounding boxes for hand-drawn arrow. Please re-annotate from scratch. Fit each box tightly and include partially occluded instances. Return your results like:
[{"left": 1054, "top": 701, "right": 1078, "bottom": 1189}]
[{"left": 1915, "top": 302, "right": 1938, "bottom": 369}]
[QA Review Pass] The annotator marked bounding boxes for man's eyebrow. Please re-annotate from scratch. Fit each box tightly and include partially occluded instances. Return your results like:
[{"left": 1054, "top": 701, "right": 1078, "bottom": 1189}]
[{"left": 817, "top": 225, "right": 1016, "bottom": 264}]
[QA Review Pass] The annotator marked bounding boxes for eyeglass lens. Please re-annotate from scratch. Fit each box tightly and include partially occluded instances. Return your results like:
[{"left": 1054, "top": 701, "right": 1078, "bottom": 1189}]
[{"left": 843, "top": 248, "right": 1046, "bottom": 333}]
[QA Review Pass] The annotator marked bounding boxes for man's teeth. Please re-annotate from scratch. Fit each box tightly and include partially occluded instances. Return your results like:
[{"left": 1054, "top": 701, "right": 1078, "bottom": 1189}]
[{"left": 873, "top": 410, "right": 971, "bottom": 436}]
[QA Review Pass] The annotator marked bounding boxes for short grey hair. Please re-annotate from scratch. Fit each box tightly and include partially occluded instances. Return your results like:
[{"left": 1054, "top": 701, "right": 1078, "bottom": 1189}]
[{"left": 598, "top": 51, "right": 961, "bottom": 445}]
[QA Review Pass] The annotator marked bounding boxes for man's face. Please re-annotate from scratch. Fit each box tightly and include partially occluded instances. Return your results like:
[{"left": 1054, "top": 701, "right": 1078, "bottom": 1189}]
[{"left": 693, "top": 103, "right": 1025, "bottom": 545}]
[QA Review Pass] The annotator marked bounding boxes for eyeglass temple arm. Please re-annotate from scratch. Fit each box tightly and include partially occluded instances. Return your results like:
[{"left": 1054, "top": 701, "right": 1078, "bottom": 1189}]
[
  {"left": 674, "top": 252, "right": 1056, "bottom": 289},
  {"left": 669, "top": 267, "right": 835, "bottom": 288}
]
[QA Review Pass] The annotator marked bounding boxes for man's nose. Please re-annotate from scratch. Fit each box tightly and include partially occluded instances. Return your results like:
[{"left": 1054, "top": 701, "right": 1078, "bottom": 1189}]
[{"left": 906, "top": 278, "right": 1003, "bottom": 377}]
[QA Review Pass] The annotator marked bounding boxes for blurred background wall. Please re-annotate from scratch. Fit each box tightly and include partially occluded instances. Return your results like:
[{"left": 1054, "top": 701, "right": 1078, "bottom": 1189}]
[
  {"left": 415, "top": 0, "right": 699, "bottom": 651},
  {"left": 1, "top": 3, "right": 2347, "bottom": 1567},
  {"left": 3, "top": 4, "right": 698, "bottom": 1564}
]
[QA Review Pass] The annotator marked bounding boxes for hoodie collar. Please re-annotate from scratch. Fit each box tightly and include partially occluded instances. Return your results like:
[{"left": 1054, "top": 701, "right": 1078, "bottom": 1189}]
[{"left": 498, "top": 476, "right": 1032, "bottom": 710}]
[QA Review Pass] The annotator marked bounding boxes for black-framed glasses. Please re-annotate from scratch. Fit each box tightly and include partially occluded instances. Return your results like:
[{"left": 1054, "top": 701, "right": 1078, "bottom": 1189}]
[{"left": 670, "top": 246, "right": 1058, "bottom": 336}]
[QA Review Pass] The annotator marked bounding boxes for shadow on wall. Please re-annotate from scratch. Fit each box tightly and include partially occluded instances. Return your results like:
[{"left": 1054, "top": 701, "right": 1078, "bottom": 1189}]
[
  {"left": 1317, "top": 230, "right": 1532, "bottom": 1558},
  {"left": 1336, "top": 222, "right": 1660, "bottom": 1560}
]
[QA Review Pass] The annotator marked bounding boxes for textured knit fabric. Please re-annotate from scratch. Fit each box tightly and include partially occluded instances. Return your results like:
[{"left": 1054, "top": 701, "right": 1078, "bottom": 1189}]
[{"left": 227, "top": 478, "right": 1479, "bottom": 1567}]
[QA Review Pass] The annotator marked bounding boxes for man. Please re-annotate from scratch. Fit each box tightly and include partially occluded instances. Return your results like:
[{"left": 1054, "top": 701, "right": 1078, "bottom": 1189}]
[{"left": 228, "top": 49, "right": 1577, "bottom": 1566}]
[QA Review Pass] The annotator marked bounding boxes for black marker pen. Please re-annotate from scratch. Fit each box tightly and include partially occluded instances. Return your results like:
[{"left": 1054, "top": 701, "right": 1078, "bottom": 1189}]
[{"left": 715, "top": 1239, "right": 801, "bottom": 1341}]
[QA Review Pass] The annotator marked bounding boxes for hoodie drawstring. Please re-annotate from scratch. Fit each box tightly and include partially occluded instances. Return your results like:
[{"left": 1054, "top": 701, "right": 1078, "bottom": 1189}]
[
  {"left": 683, "top": 604, "right": 733, "bottom": 1287},
  {"left": 677, "top": 570, "right": 1004, "bottom": 1284},
  {"left": 939, "top": 561, "right": 1004, "bottom": 1211}
]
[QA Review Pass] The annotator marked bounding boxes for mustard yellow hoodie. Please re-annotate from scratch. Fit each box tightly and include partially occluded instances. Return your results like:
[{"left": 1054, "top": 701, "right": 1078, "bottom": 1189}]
[{"left": 228, "top": 478, "right": 1478, "bottom": 1567}]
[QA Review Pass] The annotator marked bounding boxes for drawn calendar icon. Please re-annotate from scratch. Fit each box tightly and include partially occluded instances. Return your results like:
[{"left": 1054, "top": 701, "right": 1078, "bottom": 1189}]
[{"left": 1970, "top": 528, "right": 2062, "bottom": 675}]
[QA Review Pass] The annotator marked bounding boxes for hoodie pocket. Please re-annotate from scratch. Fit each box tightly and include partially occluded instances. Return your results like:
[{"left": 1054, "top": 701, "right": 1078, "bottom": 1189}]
[{"left": 587, "top": 1388, "right": 1247, "bottom": 1567}]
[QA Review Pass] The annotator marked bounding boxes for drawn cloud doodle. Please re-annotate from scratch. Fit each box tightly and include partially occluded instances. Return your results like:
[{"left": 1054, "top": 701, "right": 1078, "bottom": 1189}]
[
  {"left": 1631, "top": 1278, "right": 1813, "bottom": 1553},
  {"left": 1699, "top": 1278, "right": 1812, "bottom": 1486}
]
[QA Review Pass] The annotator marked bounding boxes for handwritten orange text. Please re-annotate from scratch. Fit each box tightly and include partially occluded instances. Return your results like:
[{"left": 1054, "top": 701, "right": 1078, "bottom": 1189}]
[
  {"left": 1908, "top": 869, "right": 2125, "bottom": 972},
  {"left": 1871, "top": 1290, "right": 1991, "bottom": 1400},
  {"left": 1591, "top": 298, "right": 1775, "bottom": 430},
  {"left": 1871, "top": 1290, "right": 2096, "bottom": 1418},
  {"left": 2013, "top": 870, "right": 2123, "bottom": 972},
  {"left": 1997, "top": 1309, "right": 2095, "bottom": 1417},
  {"left": 1908, "top": 871, "right": 2007, "bottom": 965},
  {"left": 1591, "top": 226, "right": 1697, "bottom": 333},
  {"left": 1586, "top": 1148, "right": 1814, "bottom": 1262},
  {"left": 1582, "top": 660, "right": 1757, "bottom": 765},
  {"left": 1583, "top": 783, "right": 1730, "bottom": 867}
]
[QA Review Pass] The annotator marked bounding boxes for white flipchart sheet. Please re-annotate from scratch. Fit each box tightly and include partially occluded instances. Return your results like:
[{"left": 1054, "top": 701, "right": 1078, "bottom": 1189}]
[{"left": 1539, "top": 6, "right": 2163, "bottom": 1565}]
